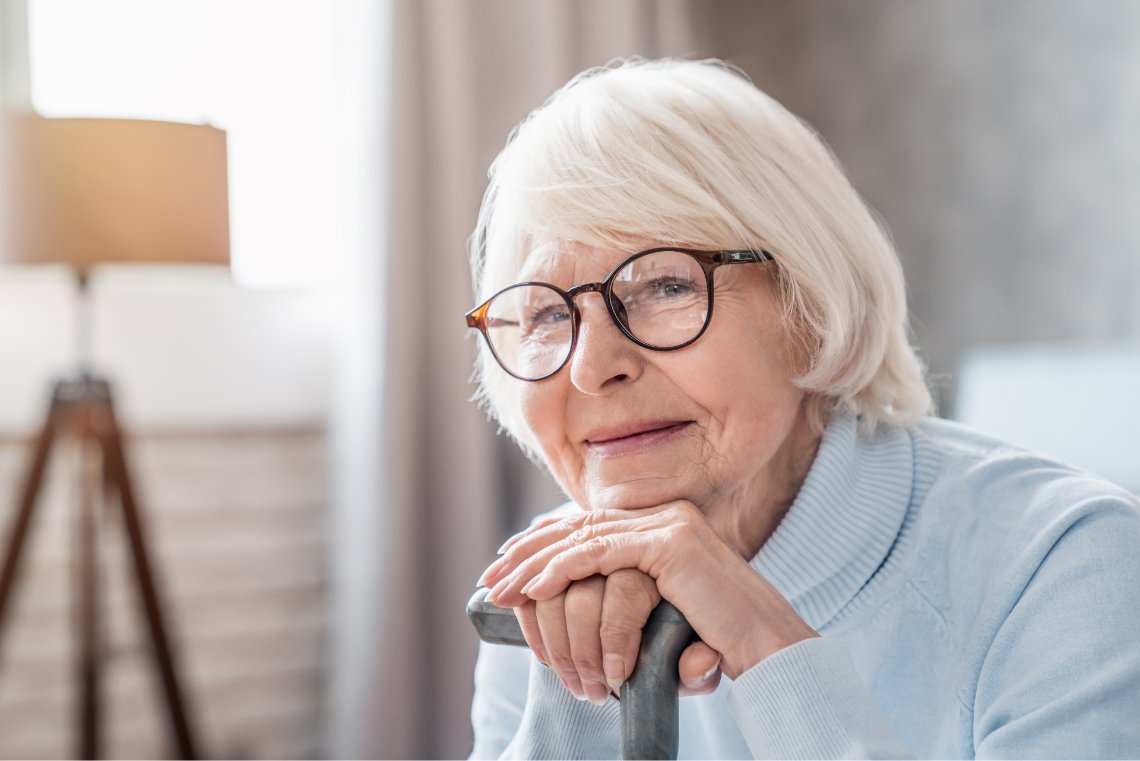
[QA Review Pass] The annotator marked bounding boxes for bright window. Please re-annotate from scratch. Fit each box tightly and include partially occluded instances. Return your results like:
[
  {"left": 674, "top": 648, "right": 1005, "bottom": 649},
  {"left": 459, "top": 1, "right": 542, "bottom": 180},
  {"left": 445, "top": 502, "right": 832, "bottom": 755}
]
[{"left": 28, "top": 0, "right": 337, "bottom": 288}]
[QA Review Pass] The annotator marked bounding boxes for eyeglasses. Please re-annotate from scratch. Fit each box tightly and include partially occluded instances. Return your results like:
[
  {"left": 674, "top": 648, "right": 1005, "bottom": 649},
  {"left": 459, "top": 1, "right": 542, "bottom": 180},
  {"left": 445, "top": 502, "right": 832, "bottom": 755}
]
[{"left": 465, "top": 246, "right": 774, "bottom": 381}]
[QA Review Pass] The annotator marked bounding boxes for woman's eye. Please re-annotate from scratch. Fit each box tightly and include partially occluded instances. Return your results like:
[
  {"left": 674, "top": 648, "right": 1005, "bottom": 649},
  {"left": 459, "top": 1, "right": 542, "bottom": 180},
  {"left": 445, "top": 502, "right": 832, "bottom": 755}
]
[
  {"left": 647, "top": 277, "right": 698, "bottom": 299},
  {"left": 524, "top": 304, "right": 570, "bottom": 329}
]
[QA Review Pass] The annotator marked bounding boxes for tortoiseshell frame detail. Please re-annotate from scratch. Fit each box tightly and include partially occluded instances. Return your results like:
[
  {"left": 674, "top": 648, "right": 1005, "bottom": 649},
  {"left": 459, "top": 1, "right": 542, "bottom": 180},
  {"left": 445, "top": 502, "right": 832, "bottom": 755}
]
[{"left": 465, "top": 247, "right": 775, "bottom": 382}]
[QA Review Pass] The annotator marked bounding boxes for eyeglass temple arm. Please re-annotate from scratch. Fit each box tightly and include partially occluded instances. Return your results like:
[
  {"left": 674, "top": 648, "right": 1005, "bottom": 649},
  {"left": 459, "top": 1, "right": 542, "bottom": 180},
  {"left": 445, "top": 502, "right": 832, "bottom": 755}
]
[
  {"left": 717, "top": 249, "right": 772, "bottom": 264},
  {"left": 467, "top": 586, "right": 697, "bottom": 760}
]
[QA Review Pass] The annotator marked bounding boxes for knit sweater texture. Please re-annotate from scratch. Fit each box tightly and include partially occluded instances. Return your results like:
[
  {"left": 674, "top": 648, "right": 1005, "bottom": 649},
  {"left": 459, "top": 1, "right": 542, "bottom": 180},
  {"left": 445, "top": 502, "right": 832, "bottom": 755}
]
[{"left": 469, "top": 414, "right": 1140, "bottom": 759}]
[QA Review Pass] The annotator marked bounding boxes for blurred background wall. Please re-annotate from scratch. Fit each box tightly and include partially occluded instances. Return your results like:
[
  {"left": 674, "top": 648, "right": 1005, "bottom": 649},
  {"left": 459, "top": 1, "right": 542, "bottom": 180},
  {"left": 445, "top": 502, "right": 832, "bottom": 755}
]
[
  {"left": 692, "top": 1, "right": 1140, "bottom": 414},
  {"left": 0, "top": 0, "right": 1137, "bottom": 759}
]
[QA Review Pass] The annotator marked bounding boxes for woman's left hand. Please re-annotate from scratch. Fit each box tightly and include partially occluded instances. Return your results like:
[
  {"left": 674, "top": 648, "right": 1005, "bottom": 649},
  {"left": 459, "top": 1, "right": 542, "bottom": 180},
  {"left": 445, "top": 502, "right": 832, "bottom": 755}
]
[{"left": 480, "top": 500, "right": 818, "bottom": 679}]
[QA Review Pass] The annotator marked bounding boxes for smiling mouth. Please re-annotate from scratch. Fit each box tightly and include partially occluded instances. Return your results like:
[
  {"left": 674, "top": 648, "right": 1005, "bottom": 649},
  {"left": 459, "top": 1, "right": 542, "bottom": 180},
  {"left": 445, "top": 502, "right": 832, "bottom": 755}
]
[{"left": 584, "top": 421, "right": 694, "bottom": 456}]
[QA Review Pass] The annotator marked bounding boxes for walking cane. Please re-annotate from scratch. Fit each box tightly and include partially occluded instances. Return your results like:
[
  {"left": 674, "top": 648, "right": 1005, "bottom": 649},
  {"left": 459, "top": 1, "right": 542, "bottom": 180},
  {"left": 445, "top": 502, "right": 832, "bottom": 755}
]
[{"left": 468, "top": 587, "right": 697, "bottom": 760}]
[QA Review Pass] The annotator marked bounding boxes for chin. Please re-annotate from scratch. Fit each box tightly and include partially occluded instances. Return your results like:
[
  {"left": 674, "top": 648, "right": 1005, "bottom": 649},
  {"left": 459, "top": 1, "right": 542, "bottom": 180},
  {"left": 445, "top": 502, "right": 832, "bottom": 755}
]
[{"left": 584, "top": 478, "right": 695, "bottom": 513}]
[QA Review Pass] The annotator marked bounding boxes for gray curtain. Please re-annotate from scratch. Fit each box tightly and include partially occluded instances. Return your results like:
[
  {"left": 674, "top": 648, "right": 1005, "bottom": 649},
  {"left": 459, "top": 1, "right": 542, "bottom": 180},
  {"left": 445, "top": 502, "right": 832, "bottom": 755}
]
[
  {"left": 358, "top": 1, "right": 694, "bottom": 757},
  {"left": 1, "top": 0, "right": 31, "bottom": 110}
]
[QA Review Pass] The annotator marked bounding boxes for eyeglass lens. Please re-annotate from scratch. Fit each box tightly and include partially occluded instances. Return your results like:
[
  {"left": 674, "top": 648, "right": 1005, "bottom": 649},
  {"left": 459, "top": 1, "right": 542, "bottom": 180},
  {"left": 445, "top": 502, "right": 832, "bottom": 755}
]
[{"left": 483, "top": 249, "right": 710, "bottom": 380}]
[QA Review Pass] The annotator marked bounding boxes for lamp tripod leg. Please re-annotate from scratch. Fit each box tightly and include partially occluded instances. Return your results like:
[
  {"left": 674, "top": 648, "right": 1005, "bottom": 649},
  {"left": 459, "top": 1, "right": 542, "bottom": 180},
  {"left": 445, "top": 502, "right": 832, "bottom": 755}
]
[
  {"left": 96, "top": 394, "right": 197, "bottom": 760},
  {"left": 0, "top": 389, "right": 65, "bottom": 648},
  {"left": 78, "top": 429, "right": 102, "bottom": 760}
]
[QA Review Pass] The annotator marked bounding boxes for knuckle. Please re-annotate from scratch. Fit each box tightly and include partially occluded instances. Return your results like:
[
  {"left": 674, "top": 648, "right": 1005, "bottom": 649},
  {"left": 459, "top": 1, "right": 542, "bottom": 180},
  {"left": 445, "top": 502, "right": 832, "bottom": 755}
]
[
  {"left": 664, "top": 521, "right": 692, "bottom": 544},
  {"left": 599, "top": 624, "right": 640, "bottom": 656},
  {"left": 570, "top": 643, "right": 603, "bottom": 671},
  {"left": 669, "top": 500, "right": 700, "bottom": 525},
  {"left": 607, "top": 572, "right": 655, "bottom": 608},
  {"left": 572, "top": 657, "right": 603, "bottom": 680},
  {"left": 576, "top": 509, "right": 609, "bottom": 529},
  {"left": 637, "top": 584, "right": 660, "bottom": 610},
  {"left": 609, "top": 567, "right": 649, "bottom": 589},
  {"left": 554, "top": 517, "right": 579, "bottom": 535},
  {"left": 598, "top": 610, "right": 640, "bottom": 640},
  {"left": 601, "top": 586, "right": 649, "bottom": 631},
  {"left": 549, "top": 652, "right": 576, "bottom": 674},
  {"left": 566, "top": 525, "right": 593, "bottom": 546},
  {"left": 584, "top": 535, "right": 610, "bottom": 557},
  {"left": 584, "top": 508, "right": 616, "bottom": 523}
]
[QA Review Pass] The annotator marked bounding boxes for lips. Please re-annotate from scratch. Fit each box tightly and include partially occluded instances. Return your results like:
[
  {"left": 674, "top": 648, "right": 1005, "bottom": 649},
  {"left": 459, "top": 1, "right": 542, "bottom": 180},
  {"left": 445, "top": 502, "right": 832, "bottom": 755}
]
[
  {"left": 585, "top": 421, "right": 690, "bottom": 443},
  {"left": 582, "top": 420, "right": 693, "bottom": 457}
]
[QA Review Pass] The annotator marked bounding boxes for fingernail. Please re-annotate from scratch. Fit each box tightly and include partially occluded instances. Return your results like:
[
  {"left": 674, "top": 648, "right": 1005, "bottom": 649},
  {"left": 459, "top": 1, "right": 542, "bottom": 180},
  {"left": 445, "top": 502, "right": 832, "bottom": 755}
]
[
  {"left": 487, "top": 578, "right": 509, "bottom": 604},
  {"left": 519, "top": 578, "right": 536, "bottom": 596},
  {"left": 480, "top": 556, "right": 508, "bottom": 586},
  {"left": 589, "top": 695, "right": 608, "bottom": 706},
  {"left": 699, "top": 655, "right": 722, "bottom": 684},
  {"left": 603, "top": 654, "right": 625, "bottom": 693},
  {"left": 497, "top": 534, "right": 520, "bottom": 554}
]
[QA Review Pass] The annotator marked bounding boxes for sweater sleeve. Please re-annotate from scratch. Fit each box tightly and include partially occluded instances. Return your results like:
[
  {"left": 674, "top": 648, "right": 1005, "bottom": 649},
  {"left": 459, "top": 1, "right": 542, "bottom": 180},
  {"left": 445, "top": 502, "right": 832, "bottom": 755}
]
[
  {"left": 727, "top": 637, "right": 914, "bottom": 759},
  {"left": 971, "top": 497, "right": 1140, "bottom": 758},
  {"left": 470, "top": 640, "right": 620, "bottom": 759},
  {"left": 470, "top": 641, "right": 531, "bottom": 759},
  {"left": 502, "top": 661, "right": 620, "bottom": 759}
]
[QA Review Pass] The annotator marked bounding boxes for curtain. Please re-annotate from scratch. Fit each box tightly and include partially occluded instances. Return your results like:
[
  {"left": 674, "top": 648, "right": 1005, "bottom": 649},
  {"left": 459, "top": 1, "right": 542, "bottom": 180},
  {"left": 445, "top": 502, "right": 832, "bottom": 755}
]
[
  {"left": 1, "top": 0, "right": 31, "bottom": 110},
  {"left": 349, "top": 1, "right": 696, "bottom": 757}
]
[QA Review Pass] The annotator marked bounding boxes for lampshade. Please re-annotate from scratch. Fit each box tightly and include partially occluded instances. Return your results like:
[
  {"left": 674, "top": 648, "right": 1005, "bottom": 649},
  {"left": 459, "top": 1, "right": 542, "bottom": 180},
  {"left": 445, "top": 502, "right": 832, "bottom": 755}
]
[{"left": 0, "top": 115, "right": 230, "bottom": 272}]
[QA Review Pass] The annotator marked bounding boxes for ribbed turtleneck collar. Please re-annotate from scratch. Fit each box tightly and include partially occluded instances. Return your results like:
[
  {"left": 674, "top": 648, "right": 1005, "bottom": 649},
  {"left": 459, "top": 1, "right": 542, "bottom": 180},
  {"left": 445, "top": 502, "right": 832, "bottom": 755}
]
[{"left": 751, "top": 413, "right": 914, "bottom": 631}]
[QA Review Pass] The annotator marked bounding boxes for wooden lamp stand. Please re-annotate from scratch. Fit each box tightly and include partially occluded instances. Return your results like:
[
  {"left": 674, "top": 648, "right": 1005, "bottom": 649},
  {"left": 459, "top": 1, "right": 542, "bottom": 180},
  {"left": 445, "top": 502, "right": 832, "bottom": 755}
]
[{"left": 0, "top": 372, "right": 198, "bottom": 759}]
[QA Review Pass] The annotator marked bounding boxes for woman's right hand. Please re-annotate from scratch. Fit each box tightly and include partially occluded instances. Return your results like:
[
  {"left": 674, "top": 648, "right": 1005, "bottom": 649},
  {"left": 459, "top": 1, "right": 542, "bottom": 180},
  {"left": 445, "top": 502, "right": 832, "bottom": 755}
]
[{"left": 512, "top": 568, "right": 723, "bottom": 703}]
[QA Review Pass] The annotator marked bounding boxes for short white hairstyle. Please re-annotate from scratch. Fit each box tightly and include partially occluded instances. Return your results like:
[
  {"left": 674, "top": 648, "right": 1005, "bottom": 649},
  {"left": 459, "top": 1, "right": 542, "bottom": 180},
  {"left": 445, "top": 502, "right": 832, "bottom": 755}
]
[{"left": 468, "top": 58, "right": 932, "bottom": 457}]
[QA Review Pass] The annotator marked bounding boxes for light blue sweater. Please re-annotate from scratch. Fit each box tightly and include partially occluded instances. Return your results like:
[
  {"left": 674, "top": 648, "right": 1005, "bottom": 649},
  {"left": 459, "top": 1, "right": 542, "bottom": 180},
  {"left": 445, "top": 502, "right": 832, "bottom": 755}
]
[{"left": 470, "top": 414, "right": 1140, "bottom": 759}]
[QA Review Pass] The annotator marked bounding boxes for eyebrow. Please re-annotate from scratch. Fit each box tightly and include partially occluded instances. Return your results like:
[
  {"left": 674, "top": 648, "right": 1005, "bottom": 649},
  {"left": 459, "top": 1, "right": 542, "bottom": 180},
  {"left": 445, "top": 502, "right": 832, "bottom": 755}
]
[{"left": 516, "top": 251, "right": 575, "bottom": 285}]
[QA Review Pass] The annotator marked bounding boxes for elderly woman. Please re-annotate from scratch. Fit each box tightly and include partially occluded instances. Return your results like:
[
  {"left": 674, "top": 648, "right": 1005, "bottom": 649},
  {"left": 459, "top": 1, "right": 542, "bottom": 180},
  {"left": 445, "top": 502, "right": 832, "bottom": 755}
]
[{"left": 465, "top": 59, "right": 1140, "bottom": 759}]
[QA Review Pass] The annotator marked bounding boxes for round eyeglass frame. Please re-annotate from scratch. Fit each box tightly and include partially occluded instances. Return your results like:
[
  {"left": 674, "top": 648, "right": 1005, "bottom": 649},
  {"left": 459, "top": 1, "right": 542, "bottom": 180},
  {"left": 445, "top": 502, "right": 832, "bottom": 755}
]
[{"left": 465, "top": 246, "right": 775, "bottom": 382}]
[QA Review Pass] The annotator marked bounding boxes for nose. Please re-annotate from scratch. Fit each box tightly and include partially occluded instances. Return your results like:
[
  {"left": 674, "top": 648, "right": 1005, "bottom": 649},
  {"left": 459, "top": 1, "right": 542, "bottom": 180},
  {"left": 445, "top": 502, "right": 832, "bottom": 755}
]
[{"left": 567, "top": 292, "right": 644, "bottom": 394}]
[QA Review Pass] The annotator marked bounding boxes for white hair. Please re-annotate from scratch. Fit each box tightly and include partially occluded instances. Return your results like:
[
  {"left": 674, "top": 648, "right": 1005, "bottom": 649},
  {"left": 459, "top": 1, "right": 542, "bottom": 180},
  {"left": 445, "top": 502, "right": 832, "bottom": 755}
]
[{"left": 468, "top": 58, "right": 932, "bottom": 457}]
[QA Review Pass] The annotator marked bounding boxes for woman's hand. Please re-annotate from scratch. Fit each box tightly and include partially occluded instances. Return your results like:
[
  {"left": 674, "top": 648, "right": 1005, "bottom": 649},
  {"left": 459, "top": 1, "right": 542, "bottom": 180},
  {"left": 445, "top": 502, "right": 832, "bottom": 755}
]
[
  {"left": 480, "top": 501, "right": 817, "bottom": 680},
  {"left": 506, "top": 569, "right": 725, "bottom": 703}
]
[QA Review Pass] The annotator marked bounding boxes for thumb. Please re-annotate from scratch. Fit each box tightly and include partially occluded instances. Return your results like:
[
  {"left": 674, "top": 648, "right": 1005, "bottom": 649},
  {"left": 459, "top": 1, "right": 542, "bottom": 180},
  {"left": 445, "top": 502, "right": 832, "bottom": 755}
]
[{"left": 678, "top": 640, "right": 722, "bottom": 696}]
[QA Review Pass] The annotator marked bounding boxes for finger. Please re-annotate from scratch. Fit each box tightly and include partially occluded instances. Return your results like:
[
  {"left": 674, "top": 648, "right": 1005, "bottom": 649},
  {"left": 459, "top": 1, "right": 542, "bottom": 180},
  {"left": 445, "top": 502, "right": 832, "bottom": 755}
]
[
  {"left": 521, "top": 531, "right": 672, "bottom": 602},
  {"left": 481, "top": 515, "right": 590, "bottom": 589},
  {"left": 599, "top": 569, "right": 659, "bottom": 694},
  {"left": 497, "top": 514, "right": 568, "bottom": 555},
  {"left": 564, "top": 576, "right": 610, "bottom": 705},
  {"left": 487, "top": 537, "right": 577, "bottom": 605},
  {"left": 490, "top": 515, "right": 665, "bottom": 605},
  {"left": 514, "top": 602, "right": 548, "bottom": 666},
  {"left": 481, "top": 514, "right": 572, "bottom": 585},
  {"left": 535, "top": 593, "right": 585, "bottom": 700},
  {"left": 678, "top": 640, "right": 722, "bottom": 696},
  {"left": 485, "top": 506, "right": 675, "bottom": 589}
]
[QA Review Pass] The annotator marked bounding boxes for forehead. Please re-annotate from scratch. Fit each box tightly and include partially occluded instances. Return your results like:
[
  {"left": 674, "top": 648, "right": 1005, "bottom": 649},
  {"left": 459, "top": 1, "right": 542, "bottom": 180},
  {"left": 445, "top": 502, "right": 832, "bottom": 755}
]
[{"left": 516, "top": 239, "right": 649, "bottom": 284}]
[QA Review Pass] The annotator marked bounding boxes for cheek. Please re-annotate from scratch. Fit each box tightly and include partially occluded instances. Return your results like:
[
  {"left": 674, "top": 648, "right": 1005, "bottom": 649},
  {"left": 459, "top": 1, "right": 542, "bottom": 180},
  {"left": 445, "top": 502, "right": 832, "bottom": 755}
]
[
  {"left": 696, "top": 322, "right": 805, "bottom": 435},
  {"left": 520, "top": 382, "right": 588, "bottom": 499},
  {"left": 520, "top": 383, "right": 567, "bottom": 452}
]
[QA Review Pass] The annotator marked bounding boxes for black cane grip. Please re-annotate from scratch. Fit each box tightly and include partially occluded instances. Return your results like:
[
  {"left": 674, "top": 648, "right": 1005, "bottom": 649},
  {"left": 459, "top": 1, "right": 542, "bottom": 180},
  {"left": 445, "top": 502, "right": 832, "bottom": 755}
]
[{"left": 467, "top": 586, "right": 697, "bottom": 759}]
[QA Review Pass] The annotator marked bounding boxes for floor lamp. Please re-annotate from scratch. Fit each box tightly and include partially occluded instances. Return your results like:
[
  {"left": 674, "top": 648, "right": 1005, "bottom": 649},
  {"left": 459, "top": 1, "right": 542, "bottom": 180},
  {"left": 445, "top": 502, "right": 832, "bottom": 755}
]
[{"left": 0, "top": 115, "right": 231, "bottom": 759}]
